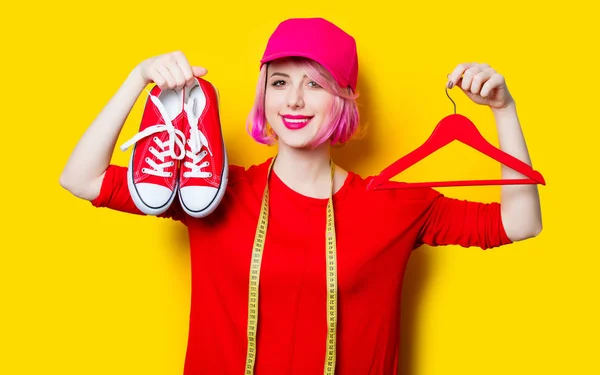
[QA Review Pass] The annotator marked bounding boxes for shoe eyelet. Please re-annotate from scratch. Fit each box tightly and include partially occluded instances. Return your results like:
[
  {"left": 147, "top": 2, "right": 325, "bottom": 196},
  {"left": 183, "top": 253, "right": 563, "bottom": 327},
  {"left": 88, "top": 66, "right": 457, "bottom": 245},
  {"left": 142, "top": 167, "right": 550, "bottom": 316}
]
[
  {"left": 208, "top": 173, "right": 212, "bottom": 177},
  {"left": 142, "top": 168, "right": 147, "bottom": 173},
  {"left": 153, "top": 137, "right": 158, "bottom": 142},
  {"left": 145, "top": 157, "right": 150, "bottom": 162}
]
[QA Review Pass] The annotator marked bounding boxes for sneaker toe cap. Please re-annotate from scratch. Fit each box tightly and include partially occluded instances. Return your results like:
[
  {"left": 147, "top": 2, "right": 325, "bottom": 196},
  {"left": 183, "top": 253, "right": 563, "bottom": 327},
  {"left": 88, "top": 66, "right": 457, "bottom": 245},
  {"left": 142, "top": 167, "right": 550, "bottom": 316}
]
[
  {"left": 180, "top": 186, "right": 219, "bottom": 211},
  {"left": 136, "top": 183, "right": 174, "bottom": 208}
]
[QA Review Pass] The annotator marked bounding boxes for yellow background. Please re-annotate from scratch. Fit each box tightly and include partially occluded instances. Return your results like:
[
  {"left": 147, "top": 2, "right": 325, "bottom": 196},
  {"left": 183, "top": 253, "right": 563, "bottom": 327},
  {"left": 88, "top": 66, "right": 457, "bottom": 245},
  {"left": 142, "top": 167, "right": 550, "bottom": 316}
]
[{"left": 2, "top": 0, "right": 598, "bottom": 374}]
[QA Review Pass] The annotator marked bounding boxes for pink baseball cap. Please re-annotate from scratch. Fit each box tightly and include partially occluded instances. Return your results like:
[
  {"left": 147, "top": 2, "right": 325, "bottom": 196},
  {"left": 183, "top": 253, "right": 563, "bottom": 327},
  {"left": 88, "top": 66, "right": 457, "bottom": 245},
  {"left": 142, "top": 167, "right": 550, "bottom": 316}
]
[{"left": 260, "top": 17, "right": 359, "bottom": 92}]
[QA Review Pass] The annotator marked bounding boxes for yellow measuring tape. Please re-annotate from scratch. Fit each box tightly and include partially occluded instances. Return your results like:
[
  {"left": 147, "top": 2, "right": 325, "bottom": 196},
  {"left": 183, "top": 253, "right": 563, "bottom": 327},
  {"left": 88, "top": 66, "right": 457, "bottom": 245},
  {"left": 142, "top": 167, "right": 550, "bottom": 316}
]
[{"left": 245, "top": 157, "right": 338, "bottom": 375}]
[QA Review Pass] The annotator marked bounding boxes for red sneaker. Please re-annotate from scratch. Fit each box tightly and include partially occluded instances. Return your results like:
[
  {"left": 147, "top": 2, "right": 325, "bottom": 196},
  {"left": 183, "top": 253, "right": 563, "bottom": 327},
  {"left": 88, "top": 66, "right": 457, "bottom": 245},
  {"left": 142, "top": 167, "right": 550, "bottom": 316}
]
[
  {"left": 120, "top": 86, "right": 186, "bottom": 215},
  {"left": 178, "top": 78, "right": 228, "bottom": 218}
]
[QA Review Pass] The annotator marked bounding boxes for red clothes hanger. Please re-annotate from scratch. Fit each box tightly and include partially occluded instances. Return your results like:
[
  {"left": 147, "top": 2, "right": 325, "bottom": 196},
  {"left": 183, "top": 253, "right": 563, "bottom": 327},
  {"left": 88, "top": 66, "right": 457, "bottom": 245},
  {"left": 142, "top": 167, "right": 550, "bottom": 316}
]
[{"left": 367, "top": 86, "right": 546, "bottom": 191}]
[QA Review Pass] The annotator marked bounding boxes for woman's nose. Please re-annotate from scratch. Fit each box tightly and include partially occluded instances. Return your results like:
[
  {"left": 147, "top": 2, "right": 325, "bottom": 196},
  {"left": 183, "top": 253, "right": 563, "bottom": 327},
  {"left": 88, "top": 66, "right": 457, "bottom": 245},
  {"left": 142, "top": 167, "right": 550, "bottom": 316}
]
[{"left": 286, "top": 86, "right": 305, "bottom": 108}]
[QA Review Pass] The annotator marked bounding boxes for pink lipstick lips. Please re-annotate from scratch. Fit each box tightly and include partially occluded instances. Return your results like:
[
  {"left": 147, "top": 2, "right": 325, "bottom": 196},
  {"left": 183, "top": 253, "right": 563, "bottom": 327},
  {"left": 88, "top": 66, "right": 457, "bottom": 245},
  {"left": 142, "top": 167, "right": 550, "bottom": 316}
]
[{"left": 281, "top": 114, "right": 314, "bottom": 130}]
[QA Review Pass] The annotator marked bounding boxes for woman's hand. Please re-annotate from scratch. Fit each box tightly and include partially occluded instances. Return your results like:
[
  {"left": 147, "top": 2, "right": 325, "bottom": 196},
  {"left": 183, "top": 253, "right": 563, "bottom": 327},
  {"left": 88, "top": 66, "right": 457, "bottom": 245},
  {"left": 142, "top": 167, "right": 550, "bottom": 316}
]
[
  {"left": 447, "top": 62, "right": 515, "bottom": 111},
  {"left": 134, "top": 51, "right": 208, "bottom": 90}
]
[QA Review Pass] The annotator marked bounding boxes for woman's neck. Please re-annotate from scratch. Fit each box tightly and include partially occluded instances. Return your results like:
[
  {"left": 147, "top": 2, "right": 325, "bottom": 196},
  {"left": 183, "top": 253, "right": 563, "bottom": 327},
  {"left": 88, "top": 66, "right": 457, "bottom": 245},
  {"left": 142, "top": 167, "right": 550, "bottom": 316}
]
[{"left": 273, "top": 142, "right": 345, "bottom": 199}]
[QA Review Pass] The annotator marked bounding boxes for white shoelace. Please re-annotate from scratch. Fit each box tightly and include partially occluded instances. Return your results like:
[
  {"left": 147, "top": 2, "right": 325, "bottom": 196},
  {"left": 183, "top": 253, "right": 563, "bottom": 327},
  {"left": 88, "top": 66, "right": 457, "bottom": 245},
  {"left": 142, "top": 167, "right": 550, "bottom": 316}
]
[
  {"left": 183, "top": 97, "right": 213, "bottom": 179},
  {"left": 120, "top": 91, "right": 186, "bottom": 178}
]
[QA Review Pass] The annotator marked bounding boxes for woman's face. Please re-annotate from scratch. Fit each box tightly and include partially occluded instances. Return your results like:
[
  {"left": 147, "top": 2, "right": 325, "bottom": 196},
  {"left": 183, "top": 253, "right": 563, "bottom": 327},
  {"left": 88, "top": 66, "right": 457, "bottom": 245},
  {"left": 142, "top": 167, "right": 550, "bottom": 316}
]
[{"left": 264, "top": 58, "right": 335, "bottom": 149}]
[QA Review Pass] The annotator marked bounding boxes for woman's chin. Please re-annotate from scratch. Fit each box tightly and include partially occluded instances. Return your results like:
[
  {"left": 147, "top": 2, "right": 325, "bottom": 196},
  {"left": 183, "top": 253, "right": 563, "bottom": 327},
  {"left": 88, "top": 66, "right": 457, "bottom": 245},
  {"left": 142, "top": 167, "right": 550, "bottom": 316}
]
[
  {"left": 274, "top": 130, "right": 318, "bottom": 150},
  {"left": 278, "top": 138, "right": 313, "bottom": 150}
]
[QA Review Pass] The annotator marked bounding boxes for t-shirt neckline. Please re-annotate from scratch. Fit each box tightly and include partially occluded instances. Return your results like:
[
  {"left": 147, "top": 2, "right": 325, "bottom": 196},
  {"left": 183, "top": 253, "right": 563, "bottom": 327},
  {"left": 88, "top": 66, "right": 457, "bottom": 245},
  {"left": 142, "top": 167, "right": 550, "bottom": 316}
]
[{"left": 266, "top": 159, "right": 354, "bottom": 207}]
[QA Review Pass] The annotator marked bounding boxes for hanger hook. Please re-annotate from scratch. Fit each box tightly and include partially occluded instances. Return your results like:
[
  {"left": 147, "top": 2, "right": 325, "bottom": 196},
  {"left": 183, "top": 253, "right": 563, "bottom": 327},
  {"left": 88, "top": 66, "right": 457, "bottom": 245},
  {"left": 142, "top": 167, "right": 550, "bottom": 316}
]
[{"left": 445, "top": 85, "right": 456, "bottom": 114}]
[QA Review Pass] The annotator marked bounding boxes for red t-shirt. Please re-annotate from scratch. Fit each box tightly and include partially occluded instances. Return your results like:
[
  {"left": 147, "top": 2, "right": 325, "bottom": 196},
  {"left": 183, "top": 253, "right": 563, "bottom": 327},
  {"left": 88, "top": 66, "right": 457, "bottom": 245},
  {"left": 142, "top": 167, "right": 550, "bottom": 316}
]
[{"left": 91, "top": 157, "right": 512, "bottom": 375}]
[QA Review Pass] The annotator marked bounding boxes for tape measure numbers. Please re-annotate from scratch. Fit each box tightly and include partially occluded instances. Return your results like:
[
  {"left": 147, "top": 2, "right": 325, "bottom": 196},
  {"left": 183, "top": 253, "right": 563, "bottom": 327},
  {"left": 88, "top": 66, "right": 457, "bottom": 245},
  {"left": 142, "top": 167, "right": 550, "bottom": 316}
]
[{"left": 245, "top": 157, "right": 338, "bottom": 375}]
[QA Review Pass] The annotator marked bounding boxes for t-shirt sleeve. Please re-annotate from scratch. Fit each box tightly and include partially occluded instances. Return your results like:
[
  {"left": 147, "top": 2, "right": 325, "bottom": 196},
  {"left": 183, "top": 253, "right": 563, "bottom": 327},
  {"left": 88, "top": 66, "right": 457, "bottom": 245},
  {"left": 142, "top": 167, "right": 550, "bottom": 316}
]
[
  {"left": 414, "top": 188, "right": 513, "bottom": 250},
  {"left": 90, "top": 164, "right": 187, "bottom": 224}
]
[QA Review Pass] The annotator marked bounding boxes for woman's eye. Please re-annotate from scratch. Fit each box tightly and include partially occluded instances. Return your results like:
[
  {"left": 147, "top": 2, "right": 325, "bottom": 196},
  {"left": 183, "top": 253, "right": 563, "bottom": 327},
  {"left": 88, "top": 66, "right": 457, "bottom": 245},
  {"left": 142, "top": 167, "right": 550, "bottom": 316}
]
[{"left": 271, "top": 80, "right": 321, "bottom": 88}]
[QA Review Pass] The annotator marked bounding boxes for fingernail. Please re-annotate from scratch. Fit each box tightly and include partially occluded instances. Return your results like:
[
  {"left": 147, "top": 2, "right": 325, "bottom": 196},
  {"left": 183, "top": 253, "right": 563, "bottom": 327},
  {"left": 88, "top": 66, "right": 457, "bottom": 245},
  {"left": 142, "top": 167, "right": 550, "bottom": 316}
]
[{"left": 447, "top": 81, "right": 453, "bottom": 89}]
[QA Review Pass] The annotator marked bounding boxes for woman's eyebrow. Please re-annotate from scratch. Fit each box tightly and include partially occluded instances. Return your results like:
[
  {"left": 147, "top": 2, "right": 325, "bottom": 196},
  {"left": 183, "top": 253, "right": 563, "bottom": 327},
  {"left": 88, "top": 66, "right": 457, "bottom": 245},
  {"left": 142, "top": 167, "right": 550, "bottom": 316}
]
[{"left": 269, "top": 72, "right": 308, "bottom": 78}]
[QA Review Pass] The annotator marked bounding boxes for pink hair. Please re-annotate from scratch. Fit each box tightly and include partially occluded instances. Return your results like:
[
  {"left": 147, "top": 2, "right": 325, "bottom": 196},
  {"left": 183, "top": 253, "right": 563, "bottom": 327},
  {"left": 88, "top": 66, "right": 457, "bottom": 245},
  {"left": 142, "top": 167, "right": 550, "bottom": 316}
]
[{"left": 246, "top": 57, "right": 360, "bottom": 148}]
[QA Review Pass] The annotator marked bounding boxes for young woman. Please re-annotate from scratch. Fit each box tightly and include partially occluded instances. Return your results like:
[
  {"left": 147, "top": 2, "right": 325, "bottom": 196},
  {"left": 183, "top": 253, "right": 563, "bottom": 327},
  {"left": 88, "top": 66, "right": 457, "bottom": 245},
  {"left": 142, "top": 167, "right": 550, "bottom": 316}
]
[{"left": 60, "top": 17, "right": 542, "bottom": 375}]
